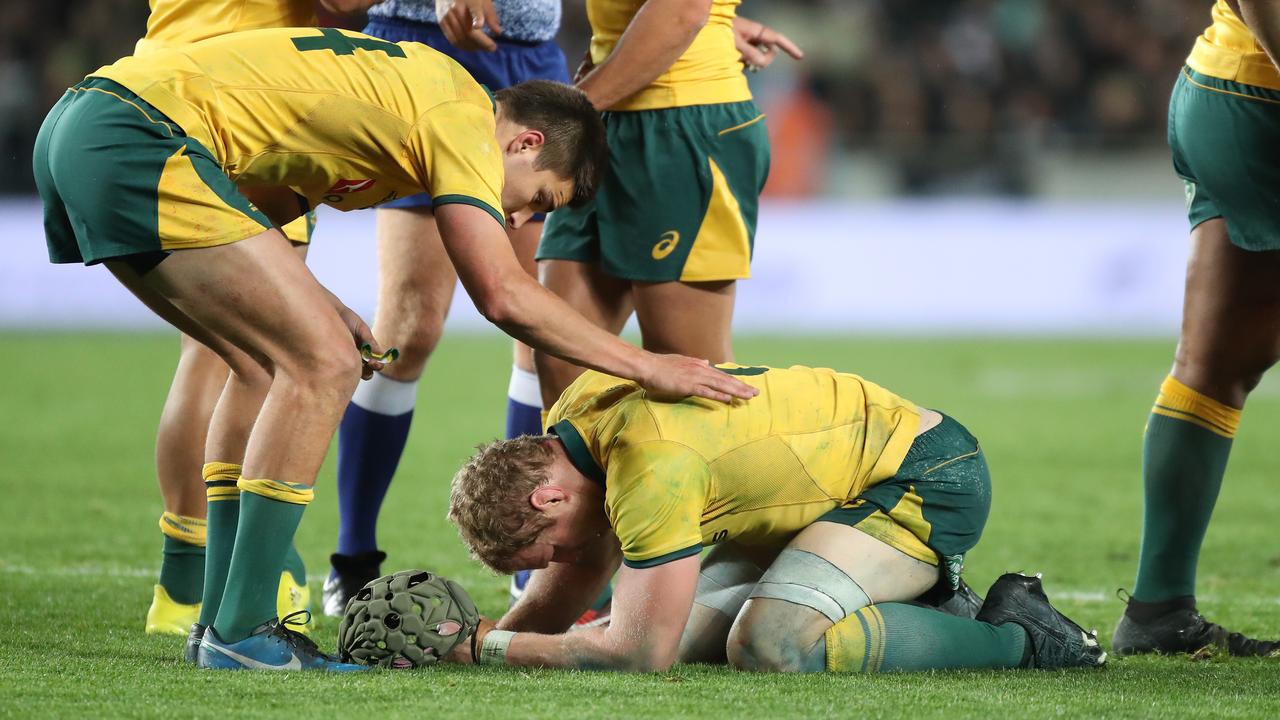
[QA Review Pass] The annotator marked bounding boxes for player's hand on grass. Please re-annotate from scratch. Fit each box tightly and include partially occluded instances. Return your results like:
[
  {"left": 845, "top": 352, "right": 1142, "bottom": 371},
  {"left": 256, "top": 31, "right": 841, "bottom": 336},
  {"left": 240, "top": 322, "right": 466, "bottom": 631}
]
[
  {"left": 438, "top": 0, "right": 503, "bottom": 52},
  {"left": 733, "top": 16, "right": 804, "bottom": 72},
  {"left": 445, "top": 616, "right": 497, "bottom": 664},
  {"left": 640, "top": 354, "right": 760, "bottom": 403}
]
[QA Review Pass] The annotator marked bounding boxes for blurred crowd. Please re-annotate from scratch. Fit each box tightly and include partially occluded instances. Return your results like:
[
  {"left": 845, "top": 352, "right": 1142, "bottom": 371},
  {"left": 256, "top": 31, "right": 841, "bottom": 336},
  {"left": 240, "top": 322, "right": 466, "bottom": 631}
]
[{"left": 1, "top": 0, "right": 1218, "bottom": 195}]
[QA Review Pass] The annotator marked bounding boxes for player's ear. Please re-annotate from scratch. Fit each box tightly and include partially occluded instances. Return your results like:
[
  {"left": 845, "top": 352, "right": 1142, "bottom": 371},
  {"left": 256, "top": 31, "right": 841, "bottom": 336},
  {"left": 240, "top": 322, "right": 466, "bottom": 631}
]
[
  {"left": 529, "top": 484, "right": 566, "bottom": 511},
  {"left": 507, "top": 128, "right": 545, "bottom": 154}
]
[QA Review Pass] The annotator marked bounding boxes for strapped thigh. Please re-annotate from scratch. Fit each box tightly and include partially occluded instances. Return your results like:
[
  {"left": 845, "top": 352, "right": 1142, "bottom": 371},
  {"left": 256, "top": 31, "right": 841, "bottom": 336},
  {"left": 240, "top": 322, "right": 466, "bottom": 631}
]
[{"left": 748, "top": 548, "right": 871, "bottom": 624}]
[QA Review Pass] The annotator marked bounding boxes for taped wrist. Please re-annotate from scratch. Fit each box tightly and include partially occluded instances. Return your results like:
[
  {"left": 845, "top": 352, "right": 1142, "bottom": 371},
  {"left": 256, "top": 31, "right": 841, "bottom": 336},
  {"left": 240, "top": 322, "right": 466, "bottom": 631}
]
[
  {"left": 747, "top": 549, "right": 870, "bottom": 624},
  {"left": 478, "top": 629, "right": 515, "bottom": 665}
]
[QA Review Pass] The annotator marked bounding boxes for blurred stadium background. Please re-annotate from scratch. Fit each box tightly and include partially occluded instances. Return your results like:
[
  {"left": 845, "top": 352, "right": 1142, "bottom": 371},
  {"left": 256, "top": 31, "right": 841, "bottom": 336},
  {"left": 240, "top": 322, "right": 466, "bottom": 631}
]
[{"left": 1, "top": 0, "right": 1208, "bottom": 334}]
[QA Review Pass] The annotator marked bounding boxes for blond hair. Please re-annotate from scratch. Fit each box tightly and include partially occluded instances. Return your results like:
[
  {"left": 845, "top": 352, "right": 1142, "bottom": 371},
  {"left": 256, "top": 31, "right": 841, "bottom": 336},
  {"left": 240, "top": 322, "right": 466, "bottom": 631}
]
[{"left": 448, "top": 435, "right": 556, "bottom": 573}]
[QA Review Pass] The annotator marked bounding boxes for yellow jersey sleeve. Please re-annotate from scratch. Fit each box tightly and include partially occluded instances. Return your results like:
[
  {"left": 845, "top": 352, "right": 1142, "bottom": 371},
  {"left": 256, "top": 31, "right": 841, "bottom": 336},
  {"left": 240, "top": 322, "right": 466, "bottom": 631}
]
[
  {"left": 603, "top": 441, "right": 709, "bottom": 568},
  {"left": 408, "top": 99, "right": 506, "bottom": 226}
]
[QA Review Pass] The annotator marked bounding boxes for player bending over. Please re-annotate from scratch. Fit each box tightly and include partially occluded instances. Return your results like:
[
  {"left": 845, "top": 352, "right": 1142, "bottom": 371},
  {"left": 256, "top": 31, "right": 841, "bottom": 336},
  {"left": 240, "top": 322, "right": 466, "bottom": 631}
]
[
  {"left": 446, "top": 364, "right": 1106, "bottom": 671},
  {"left": 35, "top": 27, "right": 755, "bottom": 671}
]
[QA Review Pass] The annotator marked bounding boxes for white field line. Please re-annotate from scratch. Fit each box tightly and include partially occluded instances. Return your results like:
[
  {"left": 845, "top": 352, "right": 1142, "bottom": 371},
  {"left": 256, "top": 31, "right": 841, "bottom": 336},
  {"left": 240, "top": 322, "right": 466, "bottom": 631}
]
[{"left": 4, "top": 564, "right": 1280, "bottom": 608}]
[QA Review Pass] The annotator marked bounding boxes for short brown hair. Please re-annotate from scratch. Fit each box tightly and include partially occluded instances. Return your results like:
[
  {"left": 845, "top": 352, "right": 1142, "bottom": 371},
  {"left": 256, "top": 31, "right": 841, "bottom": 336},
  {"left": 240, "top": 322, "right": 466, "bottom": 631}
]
[
  {"left": 448, "top": 435, "right": 557, "bottom": 573},
  {"left": 495, "top": 80, "right": 608, "bottom": 208}
]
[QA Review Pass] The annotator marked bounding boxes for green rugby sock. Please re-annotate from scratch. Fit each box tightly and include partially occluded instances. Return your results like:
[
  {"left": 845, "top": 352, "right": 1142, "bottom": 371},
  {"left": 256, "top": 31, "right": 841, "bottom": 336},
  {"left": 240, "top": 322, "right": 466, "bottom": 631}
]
[
  {"left": 213, "top": 478, "right": 313, "bottom": 642},
  {"left": 282, "top": 543, "right": 306, "bottom": 585},
  {"left": 826, "top": 602, "right": 1027, "bottom": 672},
  {"left": 198, "top": 462, "right": 241, "bottom": 628},
  {"left": 1132, "top": 376, "right": 1238, "bottom": 604},
  {"left": 158, "top": 535, "right": 205, "bottom": 605}
]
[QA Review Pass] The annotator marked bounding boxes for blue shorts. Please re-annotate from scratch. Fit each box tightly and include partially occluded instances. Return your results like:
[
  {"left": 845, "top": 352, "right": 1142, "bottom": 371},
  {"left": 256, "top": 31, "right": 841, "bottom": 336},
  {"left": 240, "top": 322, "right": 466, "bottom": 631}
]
[{"left": 365, "top": 16, "right": 571, "bottom": 211}]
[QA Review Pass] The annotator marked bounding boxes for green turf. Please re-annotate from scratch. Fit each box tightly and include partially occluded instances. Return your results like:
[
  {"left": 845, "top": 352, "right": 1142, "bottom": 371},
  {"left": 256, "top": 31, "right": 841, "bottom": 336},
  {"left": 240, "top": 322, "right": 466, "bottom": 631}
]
[{"left": 2, "top": 332, "right": 1279, "bottom": 718}]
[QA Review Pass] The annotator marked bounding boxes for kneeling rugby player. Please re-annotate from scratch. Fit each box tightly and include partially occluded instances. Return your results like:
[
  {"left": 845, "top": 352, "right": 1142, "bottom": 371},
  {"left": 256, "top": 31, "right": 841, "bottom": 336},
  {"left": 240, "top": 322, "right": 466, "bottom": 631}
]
[{"left": 448, "top": 364, "right": 1106, "bottom": 672}]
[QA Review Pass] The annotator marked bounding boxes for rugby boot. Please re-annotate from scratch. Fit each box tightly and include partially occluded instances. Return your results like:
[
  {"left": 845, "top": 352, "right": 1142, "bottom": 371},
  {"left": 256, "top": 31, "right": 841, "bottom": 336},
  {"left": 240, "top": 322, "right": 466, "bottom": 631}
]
[
  {"left": 912, "top": 578, "right": 984, "bottom": 619},
  {"left": 277, "top": 570, "right": 312, "bottom": 634},
  {"left": 198, "top": 611, "right": 365, "bottom": 671},
  {"left": 322, "top": 550, "right": 385, "bottom": 617},
  {"left": 1114, "top": 597, "right": 1280, "bottom": 657},
  {"left": 976, "top": 572, "right": 1106, "bottom": 669},
  {"left": 184, "top": 623, "right": 205, "bottom": 665},
  {"left": 145, "top": 584, "right": 201, "bottom": 636}
]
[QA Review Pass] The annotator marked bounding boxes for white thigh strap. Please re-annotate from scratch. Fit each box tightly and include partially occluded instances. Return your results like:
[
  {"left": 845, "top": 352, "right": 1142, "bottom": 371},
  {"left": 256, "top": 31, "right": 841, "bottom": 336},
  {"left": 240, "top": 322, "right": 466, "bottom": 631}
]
[{"left": 748, "top": 549, "right": 870, "bottom": 624}]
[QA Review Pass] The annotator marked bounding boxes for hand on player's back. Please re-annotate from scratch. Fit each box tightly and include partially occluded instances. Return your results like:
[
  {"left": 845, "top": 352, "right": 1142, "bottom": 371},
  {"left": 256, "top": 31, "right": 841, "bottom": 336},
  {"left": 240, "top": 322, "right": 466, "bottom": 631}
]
[
  {"left": 439, "top": 0, "right": 503, "bottom": 52},
  {"left": 639, "top": 354, "right": 760, "bottom": 403}
]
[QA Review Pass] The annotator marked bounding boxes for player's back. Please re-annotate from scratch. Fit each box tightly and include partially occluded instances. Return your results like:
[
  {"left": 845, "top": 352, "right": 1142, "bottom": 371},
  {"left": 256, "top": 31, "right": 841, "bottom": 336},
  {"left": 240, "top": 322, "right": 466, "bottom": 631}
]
[
  {"left": 548, "top": 364, "right": 922, "bottom": 547},
  {"left": 92, "top": 28, "right": 501, "bottom": 212},
  {"left": 136, "top": 0, "right": 317, "bottom": 54}
]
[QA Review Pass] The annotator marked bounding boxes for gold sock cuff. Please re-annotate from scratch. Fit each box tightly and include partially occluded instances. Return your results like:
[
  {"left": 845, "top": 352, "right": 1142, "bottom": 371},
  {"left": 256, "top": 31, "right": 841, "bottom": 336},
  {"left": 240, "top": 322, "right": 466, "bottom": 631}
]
[
  {"left": 202, "top": 461, "right": 242, "bottom": 482},
  {"left": 158, "top": 512, "right": 207, "bottom": 546},
  {"left": 1153, "top": 376, "right": 1241, "bottom": 438},
  {"left": 237, "top": 478, "right": 315, "bottom": 506}
]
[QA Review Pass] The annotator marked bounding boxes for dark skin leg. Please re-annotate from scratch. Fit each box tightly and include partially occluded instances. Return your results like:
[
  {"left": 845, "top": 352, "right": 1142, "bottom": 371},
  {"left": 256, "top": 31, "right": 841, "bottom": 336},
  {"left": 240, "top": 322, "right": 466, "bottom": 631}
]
[{"left": 1171, "top": 218, "right": 1280, "bottom": 407}]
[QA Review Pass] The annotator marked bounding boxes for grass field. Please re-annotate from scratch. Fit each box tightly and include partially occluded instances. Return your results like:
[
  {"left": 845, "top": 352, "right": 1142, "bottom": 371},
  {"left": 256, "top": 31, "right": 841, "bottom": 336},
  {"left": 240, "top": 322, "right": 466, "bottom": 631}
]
[{"left": 3, "top": 332, "right": 1280, "bottom": 718}]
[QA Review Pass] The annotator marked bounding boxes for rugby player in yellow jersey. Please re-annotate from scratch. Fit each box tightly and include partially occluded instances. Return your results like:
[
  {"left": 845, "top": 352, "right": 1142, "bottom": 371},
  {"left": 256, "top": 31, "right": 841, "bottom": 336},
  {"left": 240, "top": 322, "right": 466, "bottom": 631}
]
[
  {"left": 446, "top": 364, "right": 1106, "bottom": 672},
  {"left": 34, "top": 27, "right": 756, "bottom": 671},
  {"left": 532, "top": 0, "right": 802, "bottom": 403},
  {"left": 135, "top": 0, "right": 330, "bottom": 642},
  {"left": 1114, "top": 0, "right": 1280, "bottom": 657}
]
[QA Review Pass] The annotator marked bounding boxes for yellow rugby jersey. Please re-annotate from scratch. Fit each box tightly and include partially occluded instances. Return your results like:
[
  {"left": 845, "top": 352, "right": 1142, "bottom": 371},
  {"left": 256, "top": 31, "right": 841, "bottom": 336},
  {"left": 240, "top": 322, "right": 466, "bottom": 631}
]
[
  {"left": 587, "top": 0, "right": 750, "bottom": 111},
  {"left": 1188, "top": 0, "right": 1280, "bottom": 90},
  {"left": 135, "top": 0, "right": 316, "bottom": 55},
  {"left": 92, "top": 28, "right": 505, "bottom": 223},
  {"left": 545, "top": 364, "right": 922, "bottom": 568}
]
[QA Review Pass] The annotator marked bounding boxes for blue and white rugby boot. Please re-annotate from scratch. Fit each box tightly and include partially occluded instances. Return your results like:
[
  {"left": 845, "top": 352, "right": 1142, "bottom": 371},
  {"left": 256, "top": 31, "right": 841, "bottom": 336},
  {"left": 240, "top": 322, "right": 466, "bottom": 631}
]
[{"left": 197, "top": 611, "right": 365, "bottom": 671}]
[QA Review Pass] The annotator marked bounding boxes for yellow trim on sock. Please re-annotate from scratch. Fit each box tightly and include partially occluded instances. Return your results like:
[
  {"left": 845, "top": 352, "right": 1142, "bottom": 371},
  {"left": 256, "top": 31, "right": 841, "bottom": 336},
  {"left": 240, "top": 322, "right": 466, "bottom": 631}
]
[
  {"left": 237, "top": 478, "right": 315, "bottom": 506},
  {"left": 158, "top": 512, "right": 207, "bottom": 546},
  {"left": 1152, "top": 376, "right": 1240, "bottom": 438},
  {"left": 202, "top": 461, "right": 242, "bottom": 482},
  {"left": 204, "top": 461, "right": 243, "bottom": 502}
]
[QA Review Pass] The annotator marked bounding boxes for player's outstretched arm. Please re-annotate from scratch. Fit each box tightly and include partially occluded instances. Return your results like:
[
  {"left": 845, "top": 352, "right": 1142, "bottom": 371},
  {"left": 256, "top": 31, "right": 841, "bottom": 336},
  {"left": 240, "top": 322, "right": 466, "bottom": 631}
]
[
  {"left": 455, "top": 555, "right": 700, "bottom": 671},
  {"left": 576, "top": 0, "right": 713, "bottom": 110},
  {"left": 499, "top": 539, "right": 620, "bottom": 634},
  {"left": 436, "top": 204, "right": 758, "bottom": 402}
]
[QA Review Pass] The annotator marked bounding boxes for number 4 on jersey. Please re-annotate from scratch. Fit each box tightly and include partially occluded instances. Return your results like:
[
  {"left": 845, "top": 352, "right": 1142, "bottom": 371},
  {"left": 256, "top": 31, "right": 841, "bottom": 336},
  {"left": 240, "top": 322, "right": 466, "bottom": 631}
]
[{"left": 292, "top": 28, "right": 405, "bottom": 58}]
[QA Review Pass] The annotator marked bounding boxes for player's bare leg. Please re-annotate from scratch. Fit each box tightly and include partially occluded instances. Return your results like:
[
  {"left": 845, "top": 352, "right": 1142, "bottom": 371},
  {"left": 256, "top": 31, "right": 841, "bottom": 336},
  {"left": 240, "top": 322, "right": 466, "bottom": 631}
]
[
  {"left": 505, "top": 220, "right": 546, "bottom": 439},
  {"left": 678, "top": 543, "right": 772, "bottom": 664},
  {"left": 632, "top": 280, "right": 736, "bottom": 362},
  {"left": 532, "top": 259, "right": 634, "bottom": 408},
  {"left": 143, "top": 336, "right": 227, "bottom": 634},
  {"left": 111, "top": 229, "right": 366, "bottom": 651},
  {"left": 326, "top": 207, "right": 458, "bottom": 614},
  {"left": 157, "top": 337, "right": 227, "bottom": 519},
  {"left": 1118, "top": 218, "right": 1280, "bottom": 656}
]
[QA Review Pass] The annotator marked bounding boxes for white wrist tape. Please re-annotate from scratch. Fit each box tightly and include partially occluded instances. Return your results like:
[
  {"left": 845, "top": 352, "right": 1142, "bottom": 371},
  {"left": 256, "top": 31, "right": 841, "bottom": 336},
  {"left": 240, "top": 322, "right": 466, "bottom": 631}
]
[{"left": 478, "top": 630, "right": 515, "bottom": 665}]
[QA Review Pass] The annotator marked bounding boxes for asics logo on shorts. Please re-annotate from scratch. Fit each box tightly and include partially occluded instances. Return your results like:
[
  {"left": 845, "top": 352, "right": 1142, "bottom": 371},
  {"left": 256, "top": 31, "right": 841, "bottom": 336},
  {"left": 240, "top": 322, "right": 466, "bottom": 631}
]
[
  {"left": 328, "top": 178, "right": 374, "bottom": 193},
  {"left": 651, "top": 231, "right": 680, "bottom": 260}
]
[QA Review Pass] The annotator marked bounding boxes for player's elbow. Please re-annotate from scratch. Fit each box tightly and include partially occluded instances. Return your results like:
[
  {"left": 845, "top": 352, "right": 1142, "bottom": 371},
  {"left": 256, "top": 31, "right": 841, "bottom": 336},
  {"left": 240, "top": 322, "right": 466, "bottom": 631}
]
[
  {"left": 674, "top": 0, "right": 713, "bottom": 31},
  {"left": 616, "top": 645, "right": 678, "bottom": 673},
  {"left": 471, "top": 281, "right": 521, "bottom": 328}
]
